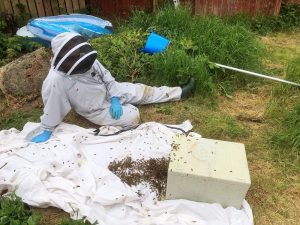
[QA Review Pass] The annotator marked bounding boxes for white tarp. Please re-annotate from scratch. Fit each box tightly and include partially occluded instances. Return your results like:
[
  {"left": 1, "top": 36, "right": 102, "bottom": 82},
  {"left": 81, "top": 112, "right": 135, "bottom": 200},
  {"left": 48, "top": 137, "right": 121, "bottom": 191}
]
[{"left": 0, "top": 121, "right": 253, "bottom": 225}]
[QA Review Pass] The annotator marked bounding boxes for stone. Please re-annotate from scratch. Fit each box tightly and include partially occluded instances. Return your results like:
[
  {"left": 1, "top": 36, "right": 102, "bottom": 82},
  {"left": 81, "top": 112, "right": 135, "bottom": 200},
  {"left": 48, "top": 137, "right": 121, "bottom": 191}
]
[{"left": 0, "top": 47, "right": 51, "bottom": 98}]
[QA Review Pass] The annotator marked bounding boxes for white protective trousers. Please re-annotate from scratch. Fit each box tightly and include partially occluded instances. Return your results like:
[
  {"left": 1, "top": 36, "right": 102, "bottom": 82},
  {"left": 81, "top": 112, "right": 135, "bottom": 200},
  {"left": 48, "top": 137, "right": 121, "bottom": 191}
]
[{"left": 40, "top": 60, "right": 182, "bottom": 130}]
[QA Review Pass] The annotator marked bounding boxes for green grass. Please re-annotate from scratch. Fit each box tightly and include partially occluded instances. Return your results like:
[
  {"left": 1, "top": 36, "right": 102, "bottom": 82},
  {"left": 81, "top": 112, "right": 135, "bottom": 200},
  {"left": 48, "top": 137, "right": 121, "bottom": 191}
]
[
  {"left": 141, "top": 98, "right": 250, "bottom": 141},
  {"left": 286, "top": 56, "right": 300, "bottom": 83},
  {"left": 267, "top": 99, "right": 300, "bottom": 171},
  {"left": 0, "top": 108, "right": 42, "bottom": 130}
]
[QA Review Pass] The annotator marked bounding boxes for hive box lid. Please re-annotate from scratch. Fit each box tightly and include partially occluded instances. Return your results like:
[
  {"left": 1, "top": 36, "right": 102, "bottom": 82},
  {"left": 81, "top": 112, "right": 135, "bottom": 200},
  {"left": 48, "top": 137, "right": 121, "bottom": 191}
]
[{"left": 169, "top": 134, "right": 251, "bottom": 184}]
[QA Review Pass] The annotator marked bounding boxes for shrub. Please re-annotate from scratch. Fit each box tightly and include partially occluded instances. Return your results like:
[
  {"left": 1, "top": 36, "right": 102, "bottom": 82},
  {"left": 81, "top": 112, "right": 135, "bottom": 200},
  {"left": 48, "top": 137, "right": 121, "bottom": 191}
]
[
  {"left": 0, "top": 34, "right": 41, "bottom": 67},
  {"left": 0, "top": 193, "right": 41, "bottom": 225},
  {"left": 251, "top": 3, "right": 300, "bottom": 34},
  {"left": 91, "top": 6, "right": 264, "bottom": 97}
]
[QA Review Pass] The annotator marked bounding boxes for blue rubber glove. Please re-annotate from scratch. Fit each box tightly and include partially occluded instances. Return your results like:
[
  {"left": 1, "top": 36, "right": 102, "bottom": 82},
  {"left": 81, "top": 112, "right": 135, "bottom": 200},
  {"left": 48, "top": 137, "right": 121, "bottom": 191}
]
[
  {"left": 110, "top": 97, "right": 123, "bottom": 120},
  {"left": 31, "top": 130, "right": 52, "bottom": 143}
]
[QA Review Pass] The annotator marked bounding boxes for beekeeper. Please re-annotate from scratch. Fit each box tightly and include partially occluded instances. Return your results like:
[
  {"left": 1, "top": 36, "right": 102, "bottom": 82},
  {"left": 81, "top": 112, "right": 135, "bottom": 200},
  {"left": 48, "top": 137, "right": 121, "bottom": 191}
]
[{"left": 31, "top": 32, "right": 195, "bottom": 143}]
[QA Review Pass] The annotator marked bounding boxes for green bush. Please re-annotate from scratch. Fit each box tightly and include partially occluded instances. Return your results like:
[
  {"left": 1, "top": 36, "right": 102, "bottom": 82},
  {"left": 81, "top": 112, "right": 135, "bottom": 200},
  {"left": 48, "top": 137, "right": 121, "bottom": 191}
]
[
  {"left": 0, "top": 7, "right": 40, "bottom": 67},
  {"left": 251, "top": 3, "right": 300, "bottom": 34},
  {"left": 225, "top": 4, "right": 300, "bottom": 35},
  {"left": 126, "top": 7, "right": 264, "bottom": 70},
  {"left": 0, "top": 34, "right": 41, "bottom": 67},
  {"left": 90, "top": 30, "right": 150, "bottom": 83},
  {"left": 0, "top": 193, "right": 41, "bottom": 225},
  {"left": 91, "top": 6, "right": 264, "bottom": 97}
]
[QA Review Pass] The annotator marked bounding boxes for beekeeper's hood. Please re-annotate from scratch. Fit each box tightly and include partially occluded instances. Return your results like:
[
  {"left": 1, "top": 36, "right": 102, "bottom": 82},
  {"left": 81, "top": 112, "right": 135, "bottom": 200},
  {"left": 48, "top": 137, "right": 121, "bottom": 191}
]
[{"left": 51, "top": 32, "right": 97, "bottom": 75}]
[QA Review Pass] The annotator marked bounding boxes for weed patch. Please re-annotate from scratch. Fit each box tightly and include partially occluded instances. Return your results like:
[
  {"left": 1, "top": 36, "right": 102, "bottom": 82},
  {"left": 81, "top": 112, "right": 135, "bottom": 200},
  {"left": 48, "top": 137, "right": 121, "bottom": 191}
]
[{"left": 91, "top": 6, "right": 264, "bottom": 98}]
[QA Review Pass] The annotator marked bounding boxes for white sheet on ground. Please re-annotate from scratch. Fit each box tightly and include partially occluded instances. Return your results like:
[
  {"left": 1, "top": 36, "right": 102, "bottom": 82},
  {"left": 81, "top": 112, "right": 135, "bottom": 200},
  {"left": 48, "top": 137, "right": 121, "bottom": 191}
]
[{"left": 0, "top": 121, "right": 253, "bottom": 225}]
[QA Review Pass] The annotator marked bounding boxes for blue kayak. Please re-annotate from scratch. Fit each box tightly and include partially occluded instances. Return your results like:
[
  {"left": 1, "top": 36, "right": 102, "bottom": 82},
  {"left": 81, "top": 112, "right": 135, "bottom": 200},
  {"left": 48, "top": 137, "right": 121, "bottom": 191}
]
[{"left": 17, "top": 14, "right": 113, "bottom": 47}]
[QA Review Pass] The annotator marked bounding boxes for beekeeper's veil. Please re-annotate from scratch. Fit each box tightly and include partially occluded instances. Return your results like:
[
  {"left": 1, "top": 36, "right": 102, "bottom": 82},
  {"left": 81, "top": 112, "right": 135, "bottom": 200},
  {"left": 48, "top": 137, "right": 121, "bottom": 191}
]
[{"left": 51, "top": 32, "right": 97, "bottom": 75}]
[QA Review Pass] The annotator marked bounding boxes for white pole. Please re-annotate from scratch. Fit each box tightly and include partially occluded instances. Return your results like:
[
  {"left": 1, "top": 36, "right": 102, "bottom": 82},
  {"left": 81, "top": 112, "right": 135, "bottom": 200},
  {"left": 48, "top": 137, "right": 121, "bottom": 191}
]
[{"left": 215, "top": 63, "right": 300, "bottom": 87}]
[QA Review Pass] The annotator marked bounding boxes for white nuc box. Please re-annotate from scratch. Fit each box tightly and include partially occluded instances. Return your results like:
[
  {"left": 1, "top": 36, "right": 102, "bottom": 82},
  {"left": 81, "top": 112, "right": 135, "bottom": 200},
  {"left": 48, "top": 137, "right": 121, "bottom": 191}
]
[{"left": 166, "top": 133, "right": 251, "bottom": 209}]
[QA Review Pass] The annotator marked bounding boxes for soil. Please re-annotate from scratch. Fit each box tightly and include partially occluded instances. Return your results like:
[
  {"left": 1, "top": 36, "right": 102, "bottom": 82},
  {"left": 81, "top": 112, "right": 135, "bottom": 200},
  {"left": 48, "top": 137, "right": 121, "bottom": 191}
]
[
  {"left": 108, "top": 157, "right": 170, "bottom": 200},
  {"left": 218, "top": 85, "right": 271, "bottom": 131}
]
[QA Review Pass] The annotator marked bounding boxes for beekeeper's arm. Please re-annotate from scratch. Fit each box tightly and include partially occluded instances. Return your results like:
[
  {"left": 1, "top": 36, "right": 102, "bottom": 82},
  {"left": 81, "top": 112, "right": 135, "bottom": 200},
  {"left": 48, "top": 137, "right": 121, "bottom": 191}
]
[
  {"left": 94, "top": 60, "right": 123, "bottom": 119},
  {"left": 31, "top": 72, "right": 71, "bottom": 143}
]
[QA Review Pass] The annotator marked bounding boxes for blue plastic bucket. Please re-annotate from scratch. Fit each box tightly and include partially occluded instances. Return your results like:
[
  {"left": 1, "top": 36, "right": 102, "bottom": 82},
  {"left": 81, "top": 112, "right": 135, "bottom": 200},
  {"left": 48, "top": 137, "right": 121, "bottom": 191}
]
[{"left": 142, "top": 32, "right": 170, "bottom": 54}]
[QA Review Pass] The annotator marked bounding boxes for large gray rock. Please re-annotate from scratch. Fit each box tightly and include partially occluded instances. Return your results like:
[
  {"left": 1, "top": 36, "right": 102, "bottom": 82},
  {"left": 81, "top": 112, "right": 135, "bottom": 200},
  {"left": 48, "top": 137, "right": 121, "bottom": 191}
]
[{"left": 0, "top": 47, "right": 51, "bottom": 98}]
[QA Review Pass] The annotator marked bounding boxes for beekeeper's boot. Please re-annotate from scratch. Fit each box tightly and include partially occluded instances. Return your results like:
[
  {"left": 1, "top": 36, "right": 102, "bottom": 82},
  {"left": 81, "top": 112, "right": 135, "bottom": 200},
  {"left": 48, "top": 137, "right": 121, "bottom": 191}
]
[{"left": 181, "top": 77, "right": 196, "bottom": 99}]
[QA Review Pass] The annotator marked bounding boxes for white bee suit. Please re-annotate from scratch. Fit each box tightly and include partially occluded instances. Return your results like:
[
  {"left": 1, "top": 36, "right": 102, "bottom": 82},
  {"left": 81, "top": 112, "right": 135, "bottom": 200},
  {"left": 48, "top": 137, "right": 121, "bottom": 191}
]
[{"left": 40, "top": 32, "right": 182, "bottom": 130}]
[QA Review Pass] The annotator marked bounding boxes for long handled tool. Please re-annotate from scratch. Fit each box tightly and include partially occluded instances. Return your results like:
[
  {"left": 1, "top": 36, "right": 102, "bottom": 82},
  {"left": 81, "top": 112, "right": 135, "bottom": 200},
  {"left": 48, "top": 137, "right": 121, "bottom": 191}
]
[{"left": 215, "top": 63, "right": 300, "bottom": 87}]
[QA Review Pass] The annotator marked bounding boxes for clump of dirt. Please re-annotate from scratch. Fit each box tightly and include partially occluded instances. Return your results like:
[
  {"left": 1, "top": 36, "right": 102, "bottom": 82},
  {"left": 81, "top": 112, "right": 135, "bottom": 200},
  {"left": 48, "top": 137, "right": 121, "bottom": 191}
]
[
  {"left": 108, "top": 157, "right": 170, "bottom": 200},
  {"left": 0, "top": 47, "right": 51, "bottom": 98}
]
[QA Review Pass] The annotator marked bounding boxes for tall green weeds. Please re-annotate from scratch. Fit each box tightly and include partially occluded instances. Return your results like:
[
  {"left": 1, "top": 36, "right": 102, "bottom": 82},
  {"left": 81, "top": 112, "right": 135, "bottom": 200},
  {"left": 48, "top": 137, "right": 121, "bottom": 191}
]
[
  {"left": 91, "top": 6, "right": 264, "bottom": 97},
  {"left": 267, "top": 56, "right": 300, "bottom": 170}
]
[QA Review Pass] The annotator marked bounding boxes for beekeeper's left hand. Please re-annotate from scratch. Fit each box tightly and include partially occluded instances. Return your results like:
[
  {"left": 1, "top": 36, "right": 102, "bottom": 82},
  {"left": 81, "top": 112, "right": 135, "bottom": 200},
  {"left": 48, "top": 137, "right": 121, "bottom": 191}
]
[{"left": 110, "top": 97, "right": 123, "bottom": 120}]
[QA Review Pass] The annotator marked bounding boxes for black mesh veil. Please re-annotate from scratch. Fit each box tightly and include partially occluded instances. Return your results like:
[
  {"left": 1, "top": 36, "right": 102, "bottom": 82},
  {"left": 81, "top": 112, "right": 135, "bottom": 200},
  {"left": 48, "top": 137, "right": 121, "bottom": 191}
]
[
  {"left": 70, "top": 53, "right": 97, "bottom": 75},
  {"left": 53, "top": 35, "right": 97, "bottom": 75}
]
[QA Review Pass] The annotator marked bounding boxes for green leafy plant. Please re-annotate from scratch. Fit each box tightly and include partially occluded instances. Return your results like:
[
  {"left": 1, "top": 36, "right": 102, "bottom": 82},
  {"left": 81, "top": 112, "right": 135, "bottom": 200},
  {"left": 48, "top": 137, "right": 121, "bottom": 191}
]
[
  {"left": 0, "top": 193, "right": 41, "bottom": 225},
  {"left": 251, "top": 3, "right": 300, "bottom": 34},
  {"left": 90, "top": 30, "right": 151, "bottom": 82},
  {"left": 0, "top": 34, "right": 41, "bottom": 67},
  {"left": 91, "top": 6, "right": 264, "bottom": 98}
]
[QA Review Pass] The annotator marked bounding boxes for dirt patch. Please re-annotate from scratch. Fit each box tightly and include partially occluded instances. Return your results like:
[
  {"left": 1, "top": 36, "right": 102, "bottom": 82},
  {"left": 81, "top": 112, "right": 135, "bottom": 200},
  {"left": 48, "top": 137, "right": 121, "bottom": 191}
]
[
  {"left": 32, "top": 207, "right": 69, "bottom": 225},
  {"left": 218, "top": 86, "right": 271, "bottom": 131},
  {"left": 108, "top": 157, "right": 170, "bottom": 200}
]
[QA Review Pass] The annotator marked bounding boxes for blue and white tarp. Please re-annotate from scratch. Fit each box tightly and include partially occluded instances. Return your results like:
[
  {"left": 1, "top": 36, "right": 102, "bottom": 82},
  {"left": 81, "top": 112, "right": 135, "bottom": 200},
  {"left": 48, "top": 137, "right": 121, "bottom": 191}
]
[{"left": 17, "top": 14, "right": 112, "bottom": 47}]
